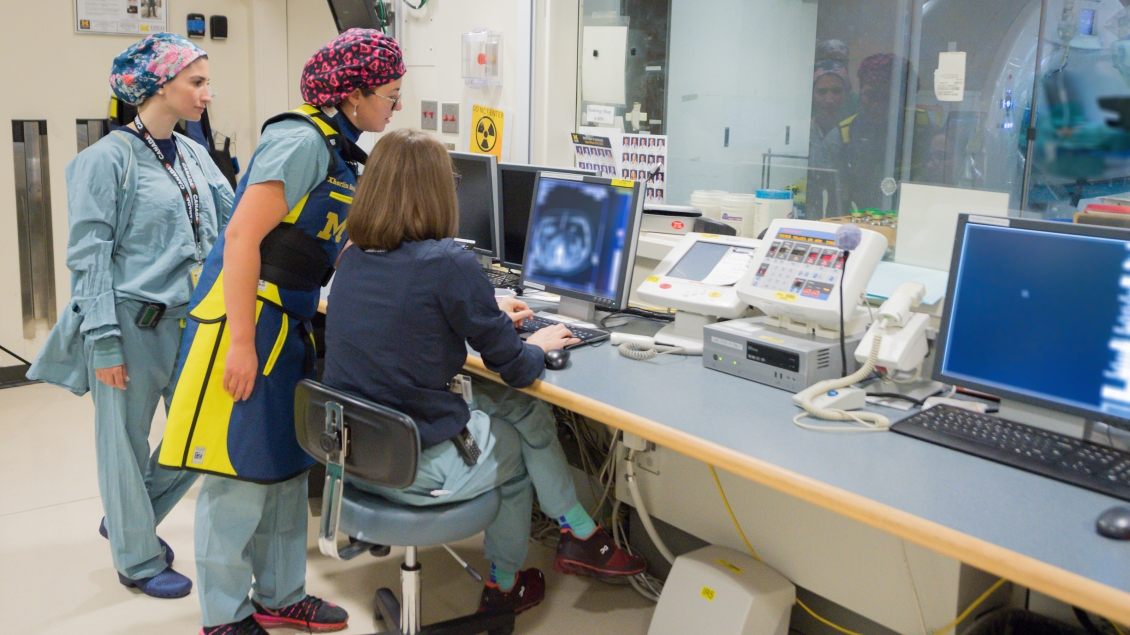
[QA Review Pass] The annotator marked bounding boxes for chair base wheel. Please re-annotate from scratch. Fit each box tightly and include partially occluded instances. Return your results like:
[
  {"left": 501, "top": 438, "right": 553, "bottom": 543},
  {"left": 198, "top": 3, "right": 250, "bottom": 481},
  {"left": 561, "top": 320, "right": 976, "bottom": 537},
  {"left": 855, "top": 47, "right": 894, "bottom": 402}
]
[
  {"left": 372, "top": 587, "right": 515, "bottom": 635},
  {"left": 375, "top": 587, "right": 402, "bottom": 632}
]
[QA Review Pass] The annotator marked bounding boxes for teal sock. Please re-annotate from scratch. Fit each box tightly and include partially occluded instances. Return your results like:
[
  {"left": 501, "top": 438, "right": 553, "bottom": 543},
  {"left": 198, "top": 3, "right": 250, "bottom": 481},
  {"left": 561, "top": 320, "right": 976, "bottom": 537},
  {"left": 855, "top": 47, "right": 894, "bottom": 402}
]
[
  {"left": 490, "top": 563, "right": 516, "bottom": 592},
  {"left": 558, "top": 503, "right": 597, "bottom": 539}
]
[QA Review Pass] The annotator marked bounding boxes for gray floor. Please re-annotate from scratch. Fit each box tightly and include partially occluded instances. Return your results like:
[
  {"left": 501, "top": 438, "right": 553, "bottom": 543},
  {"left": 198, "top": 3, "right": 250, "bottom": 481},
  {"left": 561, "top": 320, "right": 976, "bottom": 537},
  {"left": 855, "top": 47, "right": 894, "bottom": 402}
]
[{"left": 0, "top": 382, "right": 655, "bottom": 634}]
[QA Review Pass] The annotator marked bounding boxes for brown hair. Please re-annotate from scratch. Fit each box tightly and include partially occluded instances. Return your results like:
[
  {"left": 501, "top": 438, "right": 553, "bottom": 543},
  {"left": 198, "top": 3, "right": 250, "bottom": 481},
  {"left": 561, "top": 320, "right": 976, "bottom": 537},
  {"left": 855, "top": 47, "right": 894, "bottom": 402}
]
[{"left": 348, "top": 128, "right": 458, "bottom": 251}]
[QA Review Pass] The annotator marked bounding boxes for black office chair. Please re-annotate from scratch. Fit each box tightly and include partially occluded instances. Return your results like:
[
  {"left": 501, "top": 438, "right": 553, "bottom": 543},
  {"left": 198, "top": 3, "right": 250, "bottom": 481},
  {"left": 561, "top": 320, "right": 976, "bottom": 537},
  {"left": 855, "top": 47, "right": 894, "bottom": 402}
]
[{"left": 295, "top": 379, "right": 515, "bottom": 635}]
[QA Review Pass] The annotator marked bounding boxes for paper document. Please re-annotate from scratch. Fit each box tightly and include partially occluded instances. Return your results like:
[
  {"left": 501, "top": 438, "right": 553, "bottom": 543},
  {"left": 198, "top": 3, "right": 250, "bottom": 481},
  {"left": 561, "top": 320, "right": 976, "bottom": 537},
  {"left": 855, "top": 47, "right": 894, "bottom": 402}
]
[
  {"left": 934, "top": 51, "right": 966, "bottom": 102},
  {"left": 701, "top": 248, "right": 756, "bottom": 286},
  {"left": 865, "top": 261, "right": 949, "bottom": 306}
]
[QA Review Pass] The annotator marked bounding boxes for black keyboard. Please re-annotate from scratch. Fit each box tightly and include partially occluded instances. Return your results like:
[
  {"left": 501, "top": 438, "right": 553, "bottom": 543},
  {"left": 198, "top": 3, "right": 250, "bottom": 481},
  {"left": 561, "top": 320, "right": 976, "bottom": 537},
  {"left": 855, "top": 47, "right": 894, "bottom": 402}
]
[
  {"left": 891, "top": 404, "right": 1130, "bottom": 501},
  {"left": 484, "top": 269, "right": 521, "bottom": 288},
  {"left": 517, "top": 315, "right": 609, "bottom": 349}
]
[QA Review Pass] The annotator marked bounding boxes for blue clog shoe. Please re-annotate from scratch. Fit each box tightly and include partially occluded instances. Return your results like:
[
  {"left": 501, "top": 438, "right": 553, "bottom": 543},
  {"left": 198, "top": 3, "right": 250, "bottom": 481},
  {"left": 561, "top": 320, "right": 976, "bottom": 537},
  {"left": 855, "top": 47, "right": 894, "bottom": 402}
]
[{"left": 118, "top": 567, "right": 193, "bottom": 599}]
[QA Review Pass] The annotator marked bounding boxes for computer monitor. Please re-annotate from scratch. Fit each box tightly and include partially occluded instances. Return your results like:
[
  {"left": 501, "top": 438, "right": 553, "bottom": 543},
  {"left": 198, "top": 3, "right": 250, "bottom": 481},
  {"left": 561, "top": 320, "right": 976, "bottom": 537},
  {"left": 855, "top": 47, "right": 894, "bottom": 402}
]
[
  {"left": 520, "top": 174, "right": 645, "bottom": 320},
  {"left": 497, "top": 163, "right": 595, "bottom": 270},
  {"left": 933, "top": 214, "right": 1130, "bottom": 434},
  {"left": 450, "top": 152, "right": 500, "bottom": 259},
  {"left": 326, "top": 0, "right": 381, "bottom": 33}
]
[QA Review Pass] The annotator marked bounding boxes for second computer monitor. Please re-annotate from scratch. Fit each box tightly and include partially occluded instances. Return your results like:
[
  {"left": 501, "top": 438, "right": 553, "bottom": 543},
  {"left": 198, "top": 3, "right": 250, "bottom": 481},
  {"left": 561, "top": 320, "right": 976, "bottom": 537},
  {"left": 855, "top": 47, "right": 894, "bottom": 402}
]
[
  {"left": 450, "top": 151, "right": 500, "bottom": 258},
  {"left": 520, "top": 174, "right": 644, "bottom": 312},
  {"left": 934, "top": 214, "right": 1130, "bottom": 432},
  {"left": 497, "top": 163, "right": 595, "bottom": 269}
]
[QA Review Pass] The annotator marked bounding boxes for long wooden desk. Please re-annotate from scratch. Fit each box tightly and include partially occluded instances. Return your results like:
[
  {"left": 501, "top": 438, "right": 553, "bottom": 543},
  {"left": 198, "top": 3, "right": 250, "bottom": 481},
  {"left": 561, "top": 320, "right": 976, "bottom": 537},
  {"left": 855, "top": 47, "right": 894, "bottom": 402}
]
[{"left": 464, "top": 341, "right": 1130, "bottom": 625}]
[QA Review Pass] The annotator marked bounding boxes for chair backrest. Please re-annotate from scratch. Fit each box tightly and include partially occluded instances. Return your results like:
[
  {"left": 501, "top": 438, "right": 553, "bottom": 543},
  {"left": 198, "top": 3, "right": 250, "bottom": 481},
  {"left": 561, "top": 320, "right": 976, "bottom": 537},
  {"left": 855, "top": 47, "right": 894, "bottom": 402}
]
[{"left": 295, "top": 379, "right": 420, "bottom": 489}]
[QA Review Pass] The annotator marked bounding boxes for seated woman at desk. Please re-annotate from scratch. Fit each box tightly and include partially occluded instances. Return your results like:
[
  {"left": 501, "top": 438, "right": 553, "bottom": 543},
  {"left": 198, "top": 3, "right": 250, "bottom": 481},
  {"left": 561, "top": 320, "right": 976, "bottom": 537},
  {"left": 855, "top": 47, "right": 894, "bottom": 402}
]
[{"left": 322, "top": 128, "right": 646, "bottom": 614}]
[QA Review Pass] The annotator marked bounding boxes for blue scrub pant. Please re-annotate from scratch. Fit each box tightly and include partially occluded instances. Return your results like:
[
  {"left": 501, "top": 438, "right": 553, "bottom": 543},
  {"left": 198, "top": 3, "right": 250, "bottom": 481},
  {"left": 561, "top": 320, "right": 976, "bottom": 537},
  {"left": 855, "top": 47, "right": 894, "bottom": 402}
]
[
  {"left": 194, "top": 473, "right": 309, "bottom": 627},
  {"left": 355, "top": 377, "right": 581, "bottom": 574},
  {"left": 86, "top": 301, "right": 198, "bottom": 580}
]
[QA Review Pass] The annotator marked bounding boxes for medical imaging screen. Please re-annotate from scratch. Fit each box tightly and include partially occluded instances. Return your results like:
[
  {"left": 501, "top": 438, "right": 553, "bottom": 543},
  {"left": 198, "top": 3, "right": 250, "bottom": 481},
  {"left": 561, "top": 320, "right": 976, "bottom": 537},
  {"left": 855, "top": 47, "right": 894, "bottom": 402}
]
[
  {"left": 499, "top": 168, "right": 537, "bottom": 267},
  {"left": 940, "top": 223, "right": 1130, "bottom": 422},
  {"left": 452, "top": 155, "right": 495, "bottom": 255},
  {"left": 523, "top": 177, "right": 635, "bottom": 301}
]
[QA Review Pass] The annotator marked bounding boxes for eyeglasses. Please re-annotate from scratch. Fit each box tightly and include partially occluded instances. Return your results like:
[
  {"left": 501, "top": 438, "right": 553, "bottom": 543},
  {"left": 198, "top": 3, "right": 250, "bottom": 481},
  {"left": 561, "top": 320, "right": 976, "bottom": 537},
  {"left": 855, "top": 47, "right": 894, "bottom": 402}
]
[
  {"left": 373, "top": 91, "right": 401, "bottom": 110},
  {"left": 453, "top": 172, "right": 462, "bottom": 190}
]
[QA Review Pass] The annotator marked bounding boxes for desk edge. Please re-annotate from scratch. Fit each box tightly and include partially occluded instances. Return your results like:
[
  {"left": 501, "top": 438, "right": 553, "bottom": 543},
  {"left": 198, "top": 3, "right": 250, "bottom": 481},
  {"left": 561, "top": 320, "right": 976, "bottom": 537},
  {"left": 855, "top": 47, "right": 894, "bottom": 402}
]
[{"left": 464, "top": 355, "right": 1130, "bottom": 624}]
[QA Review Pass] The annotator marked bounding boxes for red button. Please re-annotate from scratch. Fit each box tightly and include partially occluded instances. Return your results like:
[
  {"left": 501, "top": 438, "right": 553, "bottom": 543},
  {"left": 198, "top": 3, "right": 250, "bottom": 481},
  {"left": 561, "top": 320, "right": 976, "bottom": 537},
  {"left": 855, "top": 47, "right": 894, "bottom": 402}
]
[{"left": 659, "top": 283, "right": 671, "bottom": 289}]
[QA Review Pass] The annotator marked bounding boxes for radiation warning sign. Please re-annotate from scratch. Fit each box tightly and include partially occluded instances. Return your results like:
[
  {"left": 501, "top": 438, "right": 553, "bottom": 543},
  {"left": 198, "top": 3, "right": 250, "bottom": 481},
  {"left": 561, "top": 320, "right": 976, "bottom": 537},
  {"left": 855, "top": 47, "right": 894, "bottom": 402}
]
[{"left": 470, "top": 104, "right": 505, "bottom": 158}]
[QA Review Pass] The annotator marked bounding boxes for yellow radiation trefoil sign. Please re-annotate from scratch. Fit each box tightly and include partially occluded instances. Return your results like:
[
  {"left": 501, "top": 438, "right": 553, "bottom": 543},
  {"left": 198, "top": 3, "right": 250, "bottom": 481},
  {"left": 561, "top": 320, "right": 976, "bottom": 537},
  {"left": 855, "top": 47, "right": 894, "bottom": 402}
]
[{"left": 470, "top": 104, "right": 505, "bottom": 158}]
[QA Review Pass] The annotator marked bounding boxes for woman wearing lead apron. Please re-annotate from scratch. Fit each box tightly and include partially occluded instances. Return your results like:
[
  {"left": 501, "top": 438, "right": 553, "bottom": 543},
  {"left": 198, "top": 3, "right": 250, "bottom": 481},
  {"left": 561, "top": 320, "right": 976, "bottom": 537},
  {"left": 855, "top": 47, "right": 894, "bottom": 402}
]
[
  {"left": 159, "top": 30, "right": 405, "bottom": 635},
  {"left": 28, "top": 33, "right": 233, "bottom": 599}
]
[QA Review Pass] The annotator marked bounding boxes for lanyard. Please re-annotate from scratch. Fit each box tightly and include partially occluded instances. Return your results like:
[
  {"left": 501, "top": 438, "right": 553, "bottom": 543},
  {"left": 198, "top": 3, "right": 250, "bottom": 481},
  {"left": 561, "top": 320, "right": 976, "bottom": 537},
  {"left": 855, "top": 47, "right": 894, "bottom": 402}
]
[{"left": 133, "top": 115, "right": 203, "bottom": 262}]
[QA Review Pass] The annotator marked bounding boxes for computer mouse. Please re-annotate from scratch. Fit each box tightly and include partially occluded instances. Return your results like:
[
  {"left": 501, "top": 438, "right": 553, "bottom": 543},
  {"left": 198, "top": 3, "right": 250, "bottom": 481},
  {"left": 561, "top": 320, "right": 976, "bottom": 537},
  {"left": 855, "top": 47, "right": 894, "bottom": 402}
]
[
  {"left": 1096, "top": 506, "right": 1130, "bottom": 540},
  {"left": 544, "top": 348, "right": 570, "bottom": 371}
]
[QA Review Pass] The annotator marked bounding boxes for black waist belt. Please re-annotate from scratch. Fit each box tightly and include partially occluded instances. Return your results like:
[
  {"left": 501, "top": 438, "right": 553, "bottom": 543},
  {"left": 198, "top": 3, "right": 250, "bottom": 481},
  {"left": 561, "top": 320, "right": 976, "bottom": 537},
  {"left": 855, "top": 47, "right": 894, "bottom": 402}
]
[{"left": 259, "top": 224, "right": 335, "bottom": 292}]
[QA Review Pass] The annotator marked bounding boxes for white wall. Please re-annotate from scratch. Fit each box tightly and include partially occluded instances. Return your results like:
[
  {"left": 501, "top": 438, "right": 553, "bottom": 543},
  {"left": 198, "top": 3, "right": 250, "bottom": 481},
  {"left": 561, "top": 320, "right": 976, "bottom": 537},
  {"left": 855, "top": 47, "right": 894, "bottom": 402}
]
[
  {"left": 285, "top": 0, "right": 536, "bottom": 162},
  {"left": 0, "top": 0, "right": 259, "bottom": 360},
  {"left": 665, "top": 0, "right": 819, "bottom": 204}
]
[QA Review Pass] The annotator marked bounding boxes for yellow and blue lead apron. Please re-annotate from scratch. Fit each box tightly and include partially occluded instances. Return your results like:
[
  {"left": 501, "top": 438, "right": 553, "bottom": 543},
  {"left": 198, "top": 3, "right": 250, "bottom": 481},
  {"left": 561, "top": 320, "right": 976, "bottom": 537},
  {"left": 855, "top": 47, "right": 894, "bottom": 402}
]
[{"left": 160, "top": 105, "right": 357, "bottom": 483}]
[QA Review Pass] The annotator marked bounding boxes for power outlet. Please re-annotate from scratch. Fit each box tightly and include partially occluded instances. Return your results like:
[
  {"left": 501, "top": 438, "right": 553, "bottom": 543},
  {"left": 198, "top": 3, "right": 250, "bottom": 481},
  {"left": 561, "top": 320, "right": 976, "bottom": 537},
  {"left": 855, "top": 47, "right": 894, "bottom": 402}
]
[
  {"left": 634, "top": 445, "right": 661, "bottom": 476},
  {"left": 420, "top": 100, "right": 438, "bottom": 131},
  {"left": 441, "top": 102, "right": 460, "bottom": 135}
]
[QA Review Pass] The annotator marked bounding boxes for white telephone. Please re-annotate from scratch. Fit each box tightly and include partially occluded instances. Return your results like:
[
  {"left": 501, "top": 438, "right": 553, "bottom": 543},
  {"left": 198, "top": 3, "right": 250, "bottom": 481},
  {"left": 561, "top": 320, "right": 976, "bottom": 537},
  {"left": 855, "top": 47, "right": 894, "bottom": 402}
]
[
  {"left": 791, "top": 282, "right": 929, "bottom": 432},
  {"left": 854, "top": 282, "right": 929, "bottom": 379}
]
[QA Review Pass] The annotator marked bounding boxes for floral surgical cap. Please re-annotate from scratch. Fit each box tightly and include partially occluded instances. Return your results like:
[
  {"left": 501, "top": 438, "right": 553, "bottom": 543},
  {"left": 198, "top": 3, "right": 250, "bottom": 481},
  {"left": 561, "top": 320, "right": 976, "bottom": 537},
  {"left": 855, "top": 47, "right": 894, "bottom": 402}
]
[{"left": 109, "top": 32, "right": 207, "bottom": 106}]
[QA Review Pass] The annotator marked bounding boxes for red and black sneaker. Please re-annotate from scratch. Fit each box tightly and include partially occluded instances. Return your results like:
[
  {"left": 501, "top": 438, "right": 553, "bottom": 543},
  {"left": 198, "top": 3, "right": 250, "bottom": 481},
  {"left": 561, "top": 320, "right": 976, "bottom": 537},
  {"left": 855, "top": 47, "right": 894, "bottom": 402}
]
[
  {"left": 251, "top": 595, "right": 348, "bottom": 632},
  {"left": 477, "top": 568, "right": 546, "bottom": 615},
  {"left": 553, "top": 527, "right": 647, "bottom": 579}
]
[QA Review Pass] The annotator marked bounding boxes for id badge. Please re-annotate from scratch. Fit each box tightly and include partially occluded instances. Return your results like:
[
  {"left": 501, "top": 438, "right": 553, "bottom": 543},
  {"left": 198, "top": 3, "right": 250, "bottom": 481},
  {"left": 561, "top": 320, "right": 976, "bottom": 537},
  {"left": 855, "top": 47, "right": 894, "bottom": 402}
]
[{"left": 189, "top": 263, "right": 203, "bottom": 290}]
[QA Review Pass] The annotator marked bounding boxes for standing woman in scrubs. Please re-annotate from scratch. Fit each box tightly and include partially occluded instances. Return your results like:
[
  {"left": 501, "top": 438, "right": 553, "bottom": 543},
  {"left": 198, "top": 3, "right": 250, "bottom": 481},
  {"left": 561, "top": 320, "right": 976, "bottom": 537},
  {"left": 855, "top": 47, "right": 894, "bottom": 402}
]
[
  {"left": 159, "top": 29, "right": 405, "bottom": 635},
  {"left": 28, "top": 33, "right": 233, "bottom": 598}
]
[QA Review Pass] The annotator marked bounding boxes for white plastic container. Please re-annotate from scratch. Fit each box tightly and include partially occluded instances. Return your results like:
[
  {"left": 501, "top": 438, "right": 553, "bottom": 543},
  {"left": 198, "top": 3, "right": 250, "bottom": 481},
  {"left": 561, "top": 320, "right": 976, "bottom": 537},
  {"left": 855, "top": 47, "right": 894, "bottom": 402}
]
[
  {"left": 689, "top": 189, "right": 727, "bottom": 221},
  {"left": 752, "top": 189, "right": 794, "bottom": 238},
  {"left": 719, "top": 193, "right": 758, "bottom": 237}
]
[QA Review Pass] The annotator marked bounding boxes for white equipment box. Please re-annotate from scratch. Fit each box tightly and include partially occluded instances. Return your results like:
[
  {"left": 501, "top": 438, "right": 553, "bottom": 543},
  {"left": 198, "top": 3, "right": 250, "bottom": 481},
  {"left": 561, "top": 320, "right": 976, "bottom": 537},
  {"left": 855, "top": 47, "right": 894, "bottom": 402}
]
[
  {"left": 736, "top": 219, "right": 886, "bottom": 337},
  {"left": 648, "top": 545, "right": 795, "bottom": 635},
  {"left": 636, "top": 232, "right": 760, "bottom": 349}
]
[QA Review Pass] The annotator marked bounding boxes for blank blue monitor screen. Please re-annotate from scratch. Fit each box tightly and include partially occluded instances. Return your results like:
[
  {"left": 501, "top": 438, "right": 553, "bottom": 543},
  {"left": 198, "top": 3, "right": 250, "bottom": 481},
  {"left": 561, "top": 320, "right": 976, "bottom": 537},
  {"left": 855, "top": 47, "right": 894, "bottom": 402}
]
[
  {"left": 940, "top": 222, "right": 1130, "bottom": 420},
  {"left": 523, "top": 177, "right": 634, "bottom": 301}
]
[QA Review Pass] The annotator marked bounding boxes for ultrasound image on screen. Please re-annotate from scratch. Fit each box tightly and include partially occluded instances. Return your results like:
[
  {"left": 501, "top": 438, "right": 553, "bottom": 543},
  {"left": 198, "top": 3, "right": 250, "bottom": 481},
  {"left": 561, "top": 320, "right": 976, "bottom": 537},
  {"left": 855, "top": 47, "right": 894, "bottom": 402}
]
[
  {"left": 523, "top": 178, "right": 634, "bottom": 300},
  {"left": 451, "top": 155, "right": 496, "bottom": 256}
]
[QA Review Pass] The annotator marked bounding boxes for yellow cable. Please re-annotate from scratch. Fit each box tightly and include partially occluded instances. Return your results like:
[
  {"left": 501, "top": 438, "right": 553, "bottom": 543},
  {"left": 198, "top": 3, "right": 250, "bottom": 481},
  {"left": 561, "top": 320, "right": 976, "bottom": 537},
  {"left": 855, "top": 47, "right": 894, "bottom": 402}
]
[
  {"left": 709, "top": 465, "right": 761, "bottom": 562},
  {"left": 796, "top": 599, "right": 868, "bottom": 635},
  {"left": 709, "top": 464, "right": 1007, "bottom": 635},
  {"left": 1113, "top": 621, "right": 1127, "bottom": 635},
  {"left": 927, "top": 577, "right": 1007, "bottom": 635}
]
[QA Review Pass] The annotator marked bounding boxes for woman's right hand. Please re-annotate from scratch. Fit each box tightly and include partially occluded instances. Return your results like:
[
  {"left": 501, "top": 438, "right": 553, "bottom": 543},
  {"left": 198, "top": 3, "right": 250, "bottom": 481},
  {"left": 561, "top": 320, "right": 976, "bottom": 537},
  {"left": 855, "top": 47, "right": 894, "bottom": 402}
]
[
  {"left": 526, "top": 323, "right": 581, "bottom": 352},
  {"left": 95, "top": 365, "right": 129, "bottom": 390},
  {"left": 223, "top": 342, "right": 258, "bottom": 401}
]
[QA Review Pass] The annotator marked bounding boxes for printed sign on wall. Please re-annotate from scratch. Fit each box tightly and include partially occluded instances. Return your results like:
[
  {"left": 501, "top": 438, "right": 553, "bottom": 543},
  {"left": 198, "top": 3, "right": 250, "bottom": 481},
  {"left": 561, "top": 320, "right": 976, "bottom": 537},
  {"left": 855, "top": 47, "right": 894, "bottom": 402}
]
[{"left": 76, "top": 0, "right": 167, "bottom": 35}]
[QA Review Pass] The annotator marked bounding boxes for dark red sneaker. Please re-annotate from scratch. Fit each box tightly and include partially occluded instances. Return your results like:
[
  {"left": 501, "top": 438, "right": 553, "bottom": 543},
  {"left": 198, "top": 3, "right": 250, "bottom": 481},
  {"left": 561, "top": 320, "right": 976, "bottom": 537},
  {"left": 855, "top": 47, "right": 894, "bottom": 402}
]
[
  {"left": 251, "top": 595, "right": 348, "bottom": 632},
  {"left": 553, "top": 527, "right": 647, "bottom": 579},
  {"left": 477, "top": 568, "right": 546, "bottom": 615}
]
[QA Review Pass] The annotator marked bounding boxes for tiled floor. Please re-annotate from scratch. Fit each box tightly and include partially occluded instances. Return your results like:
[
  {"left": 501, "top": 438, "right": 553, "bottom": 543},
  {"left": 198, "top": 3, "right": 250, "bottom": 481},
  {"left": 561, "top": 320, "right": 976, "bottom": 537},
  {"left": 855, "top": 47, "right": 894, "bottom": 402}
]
[{"left": 0, "top": 382, "right": 655, "bottom": 634}]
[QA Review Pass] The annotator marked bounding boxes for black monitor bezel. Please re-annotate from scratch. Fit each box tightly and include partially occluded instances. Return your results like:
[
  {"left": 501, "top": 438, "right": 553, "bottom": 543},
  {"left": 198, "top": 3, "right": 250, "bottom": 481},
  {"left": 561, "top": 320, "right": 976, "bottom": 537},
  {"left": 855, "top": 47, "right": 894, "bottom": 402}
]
[
  {"left": 449, "top": 151, "right": 501, "bottom": 259},
  {"left": 326, "top": 0, "right": 380, "bottom": 33},
  {"left": 932, "top": 214, "right": 1130, "bottom": 430},
  {"left": 496, "top": 163, "right": 596, "bottom": 270},
  {"left": 518, "top": 174, "right": 645, "bottom": 311}
]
